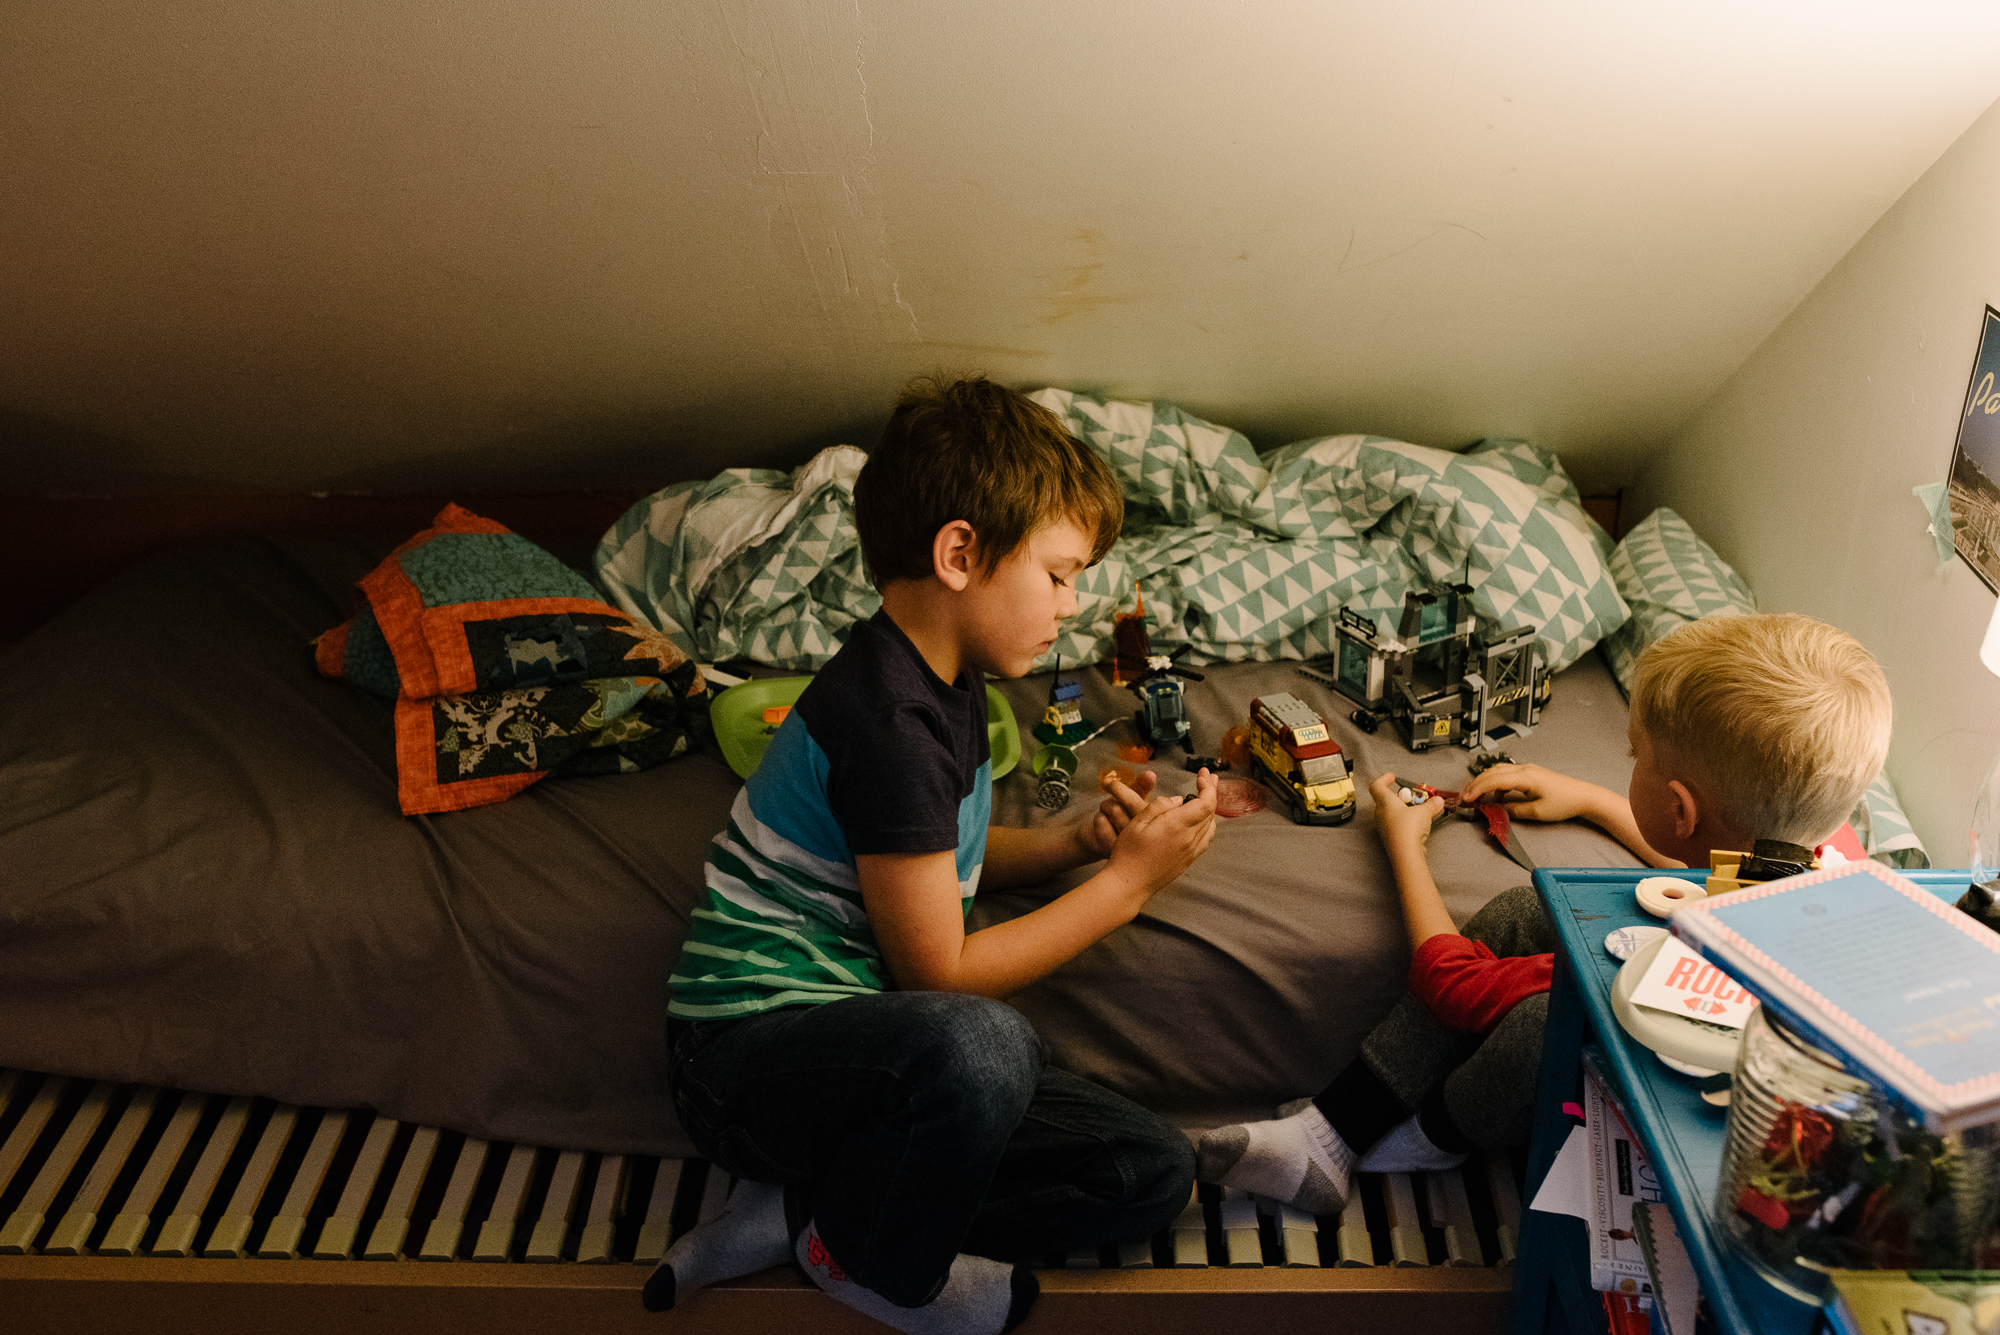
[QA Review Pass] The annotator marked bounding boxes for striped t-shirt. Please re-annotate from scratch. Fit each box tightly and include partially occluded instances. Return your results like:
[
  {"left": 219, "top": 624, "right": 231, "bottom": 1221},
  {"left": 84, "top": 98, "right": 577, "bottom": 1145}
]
[{"left": 669, "top": 611, "right": 992, "bottom": 1020}]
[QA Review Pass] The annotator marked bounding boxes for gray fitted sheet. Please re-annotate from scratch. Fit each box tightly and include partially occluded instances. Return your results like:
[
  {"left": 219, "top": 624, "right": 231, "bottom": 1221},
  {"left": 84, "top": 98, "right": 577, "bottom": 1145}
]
[{"left": 0, "top": 535, "right": 1641, "bottom": 1154}]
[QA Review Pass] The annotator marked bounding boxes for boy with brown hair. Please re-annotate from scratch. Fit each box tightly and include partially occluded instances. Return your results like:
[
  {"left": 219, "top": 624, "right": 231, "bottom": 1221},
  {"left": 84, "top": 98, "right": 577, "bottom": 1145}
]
[
  {"left": 648, "top": 377, "right": 1218, "bottom": 1333},
  {"left": 1196, "top": 612, "right": 1893, "bottom": 1214}
]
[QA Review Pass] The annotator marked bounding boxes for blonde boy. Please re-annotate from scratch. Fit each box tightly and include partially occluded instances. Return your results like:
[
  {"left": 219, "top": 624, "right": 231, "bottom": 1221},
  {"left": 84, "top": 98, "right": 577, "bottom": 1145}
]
[
  {"left": 1197, "top": 612, "right": 1892, "bottom": 1215},
  {"left": 650, "top": 378, "right": 1217, "bottom": 1334}
]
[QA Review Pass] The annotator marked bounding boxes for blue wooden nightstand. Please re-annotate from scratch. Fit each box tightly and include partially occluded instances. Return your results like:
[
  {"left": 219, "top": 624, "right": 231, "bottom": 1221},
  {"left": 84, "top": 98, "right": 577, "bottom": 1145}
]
[{"left": 1511, "top": 866, "right": 1972, "bottom": 1335}]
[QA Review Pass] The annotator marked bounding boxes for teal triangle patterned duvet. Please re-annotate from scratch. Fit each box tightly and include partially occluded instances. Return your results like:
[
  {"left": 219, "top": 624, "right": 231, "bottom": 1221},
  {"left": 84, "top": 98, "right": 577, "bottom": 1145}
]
[{"left": 593, "top": 389, "right": 1631, "bottom": 676}]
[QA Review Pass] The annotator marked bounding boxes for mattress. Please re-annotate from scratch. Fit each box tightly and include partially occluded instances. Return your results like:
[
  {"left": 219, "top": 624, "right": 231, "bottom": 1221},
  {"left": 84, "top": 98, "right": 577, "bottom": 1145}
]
[{"left": 0, "top": 532, "right": 1644, "bottom": 1157}]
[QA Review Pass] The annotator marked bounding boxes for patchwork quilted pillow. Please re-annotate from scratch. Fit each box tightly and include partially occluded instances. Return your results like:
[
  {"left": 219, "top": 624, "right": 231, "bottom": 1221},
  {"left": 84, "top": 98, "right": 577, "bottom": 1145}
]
[{"left": 315, "top": 504, "right": 708, "bottom": 814}]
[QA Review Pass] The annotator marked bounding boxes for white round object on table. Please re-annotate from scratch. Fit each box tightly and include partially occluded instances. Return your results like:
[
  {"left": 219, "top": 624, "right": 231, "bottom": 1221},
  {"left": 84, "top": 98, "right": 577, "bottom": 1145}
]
[
  {"left": 1656, "top": 1052, "right": 1720, "bottom": 1078},
  {"left": 1604, "top": 924, "right": 1669, "bottom": 960},
  {"left": 1635, "top": 875, "right": 1706, "bottom": 919},
  {"left": 1609, "top": 935, "right": 1742, "bottom": 1074}
]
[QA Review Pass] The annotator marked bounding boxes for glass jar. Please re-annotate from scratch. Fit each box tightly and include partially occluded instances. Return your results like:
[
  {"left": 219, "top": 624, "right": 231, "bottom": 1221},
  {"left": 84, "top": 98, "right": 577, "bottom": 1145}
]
[{"left": 1716, "top": 1006, "right": 2000, "bottom": 1303}]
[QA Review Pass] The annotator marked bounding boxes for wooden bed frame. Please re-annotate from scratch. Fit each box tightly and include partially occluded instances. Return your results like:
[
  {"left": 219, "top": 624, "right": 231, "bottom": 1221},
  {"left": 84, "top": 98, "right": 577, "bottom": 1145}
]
[
  {"left": 0, "top": 1070, "right": 1517, "bottom": 1335},
  {"left": 1, "top": 487, "right": 1613, "bottom": 1331},
  {"left": 7, "top": 1255, "right": 1515, "bottom": 1335}
]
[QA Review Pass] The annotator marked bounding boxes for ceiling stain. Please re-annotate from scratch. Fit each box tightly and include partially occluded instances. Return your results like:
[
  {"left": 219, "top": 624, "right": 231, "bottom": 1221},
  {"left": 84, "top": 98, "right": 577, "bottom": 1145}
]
[
  {"left": 1043, "top": 228, "right": 1138, "bottom": 324},
  {"left": 897, "top": 341, "right": 1051, "bottom": 359}
]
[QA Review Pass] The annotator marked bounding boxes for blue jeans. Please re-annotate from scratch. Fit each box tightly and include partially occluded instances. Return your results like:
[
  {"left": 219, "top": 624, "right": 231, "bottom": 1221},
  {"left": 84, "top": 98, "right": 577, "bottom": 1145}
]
[{"left": 668, "top": 991, "right": 1194, "bottom": 1307}]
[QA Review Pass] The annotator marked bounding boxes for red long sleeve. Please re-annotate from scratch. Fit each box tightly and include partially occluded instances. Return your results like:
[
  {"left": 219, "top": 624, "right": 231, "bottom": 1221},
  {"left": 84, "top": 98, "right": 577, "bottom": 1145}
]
[{"left": 1408, "top": 934, "right": 1553, "bottom": 1035}]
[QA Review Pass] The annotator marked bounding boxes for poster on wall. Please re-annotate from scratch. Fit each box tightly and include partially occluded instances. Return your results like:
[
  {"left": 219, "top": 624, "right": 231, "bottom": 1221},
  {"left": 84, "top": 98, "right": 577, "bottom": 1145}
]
[{"left": 1948, "top": 305, "right": 2000, "bottom": 593}]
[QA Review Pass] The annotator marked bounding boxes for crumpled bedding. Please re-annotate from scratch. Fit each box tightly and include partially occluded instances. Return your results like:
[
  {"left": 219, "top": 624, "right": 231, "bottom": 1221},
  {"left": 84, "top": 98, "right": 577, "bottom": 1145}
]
[{"left": 595, "top": 389, "right": 1631, "bottom": 675}]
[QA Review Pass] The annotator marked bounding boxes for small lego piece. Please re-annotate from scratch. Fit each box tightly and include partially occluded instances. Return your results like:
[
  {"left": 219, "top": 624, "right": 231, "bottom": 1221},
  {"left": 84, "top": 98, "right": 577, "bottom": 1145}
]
[
  {"left": 1246, "top": 692, "right": 1356, "bottom": 825},
  {"left": 1705, "top": 839, "right": 1820, "bottom": 895},
  {"left": 1218, "top": 726, "right": 1252, "bottom": 767},
  {"left": 1032, "top": 656, "right": 1095, "bottom": 746},
  {"left": 1467, "top": 751, "right": 1514, "bottom": 776},
  {"left": 1033, "top": 745, "right": 1079, "bottom": 811},
  {"left": 1183, "top": 755, "right": 1226, "bottom": 773},
  {"left": 1128, "top": 645, "right": 1203, "bottom": 752},
  {"left": 1027, "top": 716, "right": 1118, "bottom": 811},
  {"left": 1111, "top": 584, "right": 1152, "bottom": 686}
]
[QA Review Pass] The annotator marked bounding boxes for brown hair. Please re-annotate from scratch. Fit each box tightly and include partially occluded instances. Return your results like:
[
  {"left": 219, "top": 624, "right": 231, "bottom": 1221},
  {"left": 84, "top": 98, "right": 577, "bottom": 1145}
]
[
  {"left": 854, "top": 376, "right": 1124, "bottom": 586},
  {"left": 1630, "top": 612, "right": 1893, "bottom": 844}
]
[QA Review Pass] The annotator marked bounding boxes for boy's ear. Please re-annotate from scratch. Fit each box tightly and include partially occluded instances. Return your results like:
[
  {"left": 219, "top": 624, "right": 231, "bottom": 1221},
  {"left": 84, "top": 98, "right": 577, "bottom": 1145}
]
[
  {"left": 1665, "top": 779, "right": 1701, "bottom": 842},
  {"left": 932, "top": 520, "right": 978, "bottom": 592}
]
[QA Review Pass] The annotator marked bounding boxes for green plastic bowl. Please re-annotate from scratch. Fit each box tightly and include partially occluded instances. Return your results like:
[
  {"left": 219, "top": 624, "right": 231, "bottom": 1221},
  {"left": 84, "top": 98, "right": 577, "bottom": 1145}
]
[{"left": 710, "top": 675, "right": 1021, "bottom": 782}]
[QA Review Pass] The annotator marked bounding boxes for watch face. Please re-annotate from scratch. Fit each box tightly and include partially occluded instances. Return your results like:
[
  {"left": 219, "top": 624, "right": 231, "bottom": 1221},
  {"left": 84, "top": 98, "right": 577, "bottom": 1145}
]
[{"left": 1604, "top": 924, "right": 1669, "bottom": 961}]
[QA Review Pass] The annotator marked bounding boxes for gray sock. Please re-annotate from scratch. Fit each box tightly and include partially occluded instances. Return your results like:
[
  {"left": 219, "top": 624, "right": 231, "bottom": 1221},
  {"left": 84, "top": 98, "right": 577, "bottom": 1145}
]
[
  {"left": 1195, "top": 1104, "right": 1353, "bottom": 1215},
  {"left": 641, "top": 1179, "right": 789, "bottom": 1312},
  {"left": 794, "top": 1218, "right": 1038, "bottom": 1335}
]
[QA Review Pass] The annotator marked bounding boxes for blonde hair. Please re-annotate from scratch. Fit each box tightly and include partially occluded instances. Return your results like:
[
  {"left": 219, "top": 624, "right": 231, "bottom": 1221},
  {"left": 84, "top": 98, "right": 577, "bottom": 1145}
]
[{"left": 1629, "top": 613, "right": 1892, "bottom": 845}]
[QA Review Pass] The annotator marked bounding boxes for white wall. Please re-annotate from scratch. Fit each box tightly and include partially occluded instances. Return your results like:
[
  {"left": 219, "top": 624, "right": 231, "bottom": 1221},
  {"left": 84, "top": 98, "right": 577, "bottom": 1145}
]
[
  {"left": 4, "top": 0, "right": 2000, "bottom": 494},
  {"left": 1628, "top": 96, "right": 2000, "bottom": 868}
]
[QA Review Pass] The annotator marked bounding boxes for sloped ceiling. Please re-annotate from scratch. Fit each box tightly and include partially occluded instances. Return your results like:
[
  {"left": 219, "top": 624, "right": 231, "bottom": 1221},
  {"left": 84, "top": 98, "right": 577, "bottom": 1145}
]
[{"left": 4, "top": 0, "right": 2000, "bottom": 494}]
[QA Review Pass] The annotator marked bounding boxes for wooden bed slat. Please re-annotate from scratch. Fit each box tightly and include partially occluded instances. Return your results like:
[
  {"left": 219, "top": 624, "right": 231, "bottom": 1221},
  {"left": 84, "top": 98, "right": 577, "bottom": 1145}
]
[
  {"left": 0, "top": 1072, "right": 1523, "bottom": 1335},
  {"left": 632, "top": 1158, "right": 683, "bottom": 1264},
  {"left": 43, "top": 1086, "right": 163, "bottom": 1256},
  {"left": 1483, "top": 1151, "right": 1522, "bottom": 1266},
  {"left": 205, "top": 1105, "right": 299, "bottom": 1258},
  {"left": 1257, "top": 1195, "right": 1321, "bottom": 1267},
  {"left": 526, "top": 1149, "right": 587, "bottom": 1263},
  {"left": 97, "top": 1091, "right": 202, "bottom": 1256},
  {"left": 259, "top": 1109, "right": 354, "bottom": 1259},
  {"left": 1219, "top": 1188, "right": 1261, "bottom": 1267},
  {"left": 1381, "top": 1173, "right": 1428, "bottom": 1268},
  {"left": 1168, "top": 1185, "right": 1207, "bottom": 1267},
  {"left": 416, "top": 1135, "right": 490, "bottom": 1262},
  {"left": 154, "top": 1096, "right": 254, "bottom": 1257},
  {"left": 364, "top": 1125, "right": 441, "bottom": 1261},
  {"left": 0, "top": 1080, "right": 116, "bottom": 1253},
  {"left": 315, "top": 1115, "right": 402, "bottom": 1260},
  {"left": 0, "top": 1076, "right": 69, "bottom": 1210},
  {"left": 1335, "top": 1187, "right": 1374, "bottom": 1266},
  {"left": 472, "top": 1144, "right": 541, "bottom": 1262},
  {"left": 1426, "top": 1168, "right": 1484, "bottom": 1267},
  {"left": 575, "top": 1153, "right": 626, "bottom": 1264}
]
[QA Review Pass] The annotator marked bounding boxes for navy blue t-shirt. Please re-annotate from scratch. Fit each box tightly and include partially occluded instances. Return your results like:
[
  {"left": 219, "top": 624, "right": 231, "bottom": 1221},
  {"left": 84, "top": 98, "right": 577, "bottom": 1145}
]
[{"left": 670, "top": 611, "right": 993, "bottom": 1019}]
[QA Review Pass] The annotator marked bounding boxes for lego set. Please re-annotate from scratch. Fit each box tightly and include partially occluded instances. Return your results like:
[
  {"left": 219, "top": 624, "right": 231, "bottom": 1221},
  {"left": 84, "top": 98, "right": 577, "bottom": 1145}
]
[
  {"left": 1129, "top": 645, "right": 1203, "bottom": 754},
  {"left": 1310, "top": 586, "right": 1550, "bottom": 753},
  {"left": 1033, "top": 658, "right": 1093, "bottom": 745},
  {"left": 1245, "top": 691, "right": 1356, "bottom": 825}
]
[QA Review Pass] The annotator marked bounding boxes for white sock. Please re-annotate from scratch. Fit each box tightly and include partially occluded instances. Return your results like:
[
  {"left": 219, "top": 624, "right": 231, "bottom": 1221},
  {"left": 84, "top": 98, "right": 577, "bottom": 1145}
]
[
  {"left": 641, "top": 1178, "right": 789, "bottom": 1312},
  {"left": 1355, "top": 1113, "right": 1470, "bottom": 1173},
  {"left": 794, "top": 1218, "right": 1038, "bottom": 1335},
  {"left": 1194, "top": 1104, "right": 1354, "bottom": 1215}
]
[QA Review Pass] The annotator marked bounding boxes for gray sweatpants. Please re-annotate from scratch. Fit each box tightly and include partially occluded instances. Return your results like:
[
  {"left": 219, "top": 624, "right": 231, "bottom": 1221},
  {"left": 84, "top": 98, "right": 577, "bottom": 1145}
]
[{"left": 1355, "top": 885, "right": 1554, "bottom": 1151}]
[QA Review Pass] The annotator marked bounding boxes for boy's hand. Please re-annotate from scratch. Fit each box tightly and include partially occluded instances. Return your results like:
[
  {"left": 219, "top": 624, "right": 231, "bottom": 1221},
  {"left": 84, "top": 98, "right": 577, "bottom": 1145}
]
[
  {"left": 1459, "top": 762, "right": 1614, "bottom": 824},
  {"left": 1370, "top": 771, "right": 1443, "bottom": 853},
  {"left": 1103, "top": 768, "right": 1218, "bottom": 900},
  {"left": 1075, "top": 770, "right": 1159, "bottom": 861}
]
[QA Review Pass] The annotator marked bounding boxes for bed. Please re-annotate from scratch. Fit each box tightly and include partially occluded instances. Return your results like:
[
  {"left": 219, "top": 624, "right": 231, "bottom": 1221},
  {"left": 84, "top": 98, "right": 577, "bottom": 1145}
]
[{"left": 0, "top": 397, "right": 1928, "bottom": 1333}]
